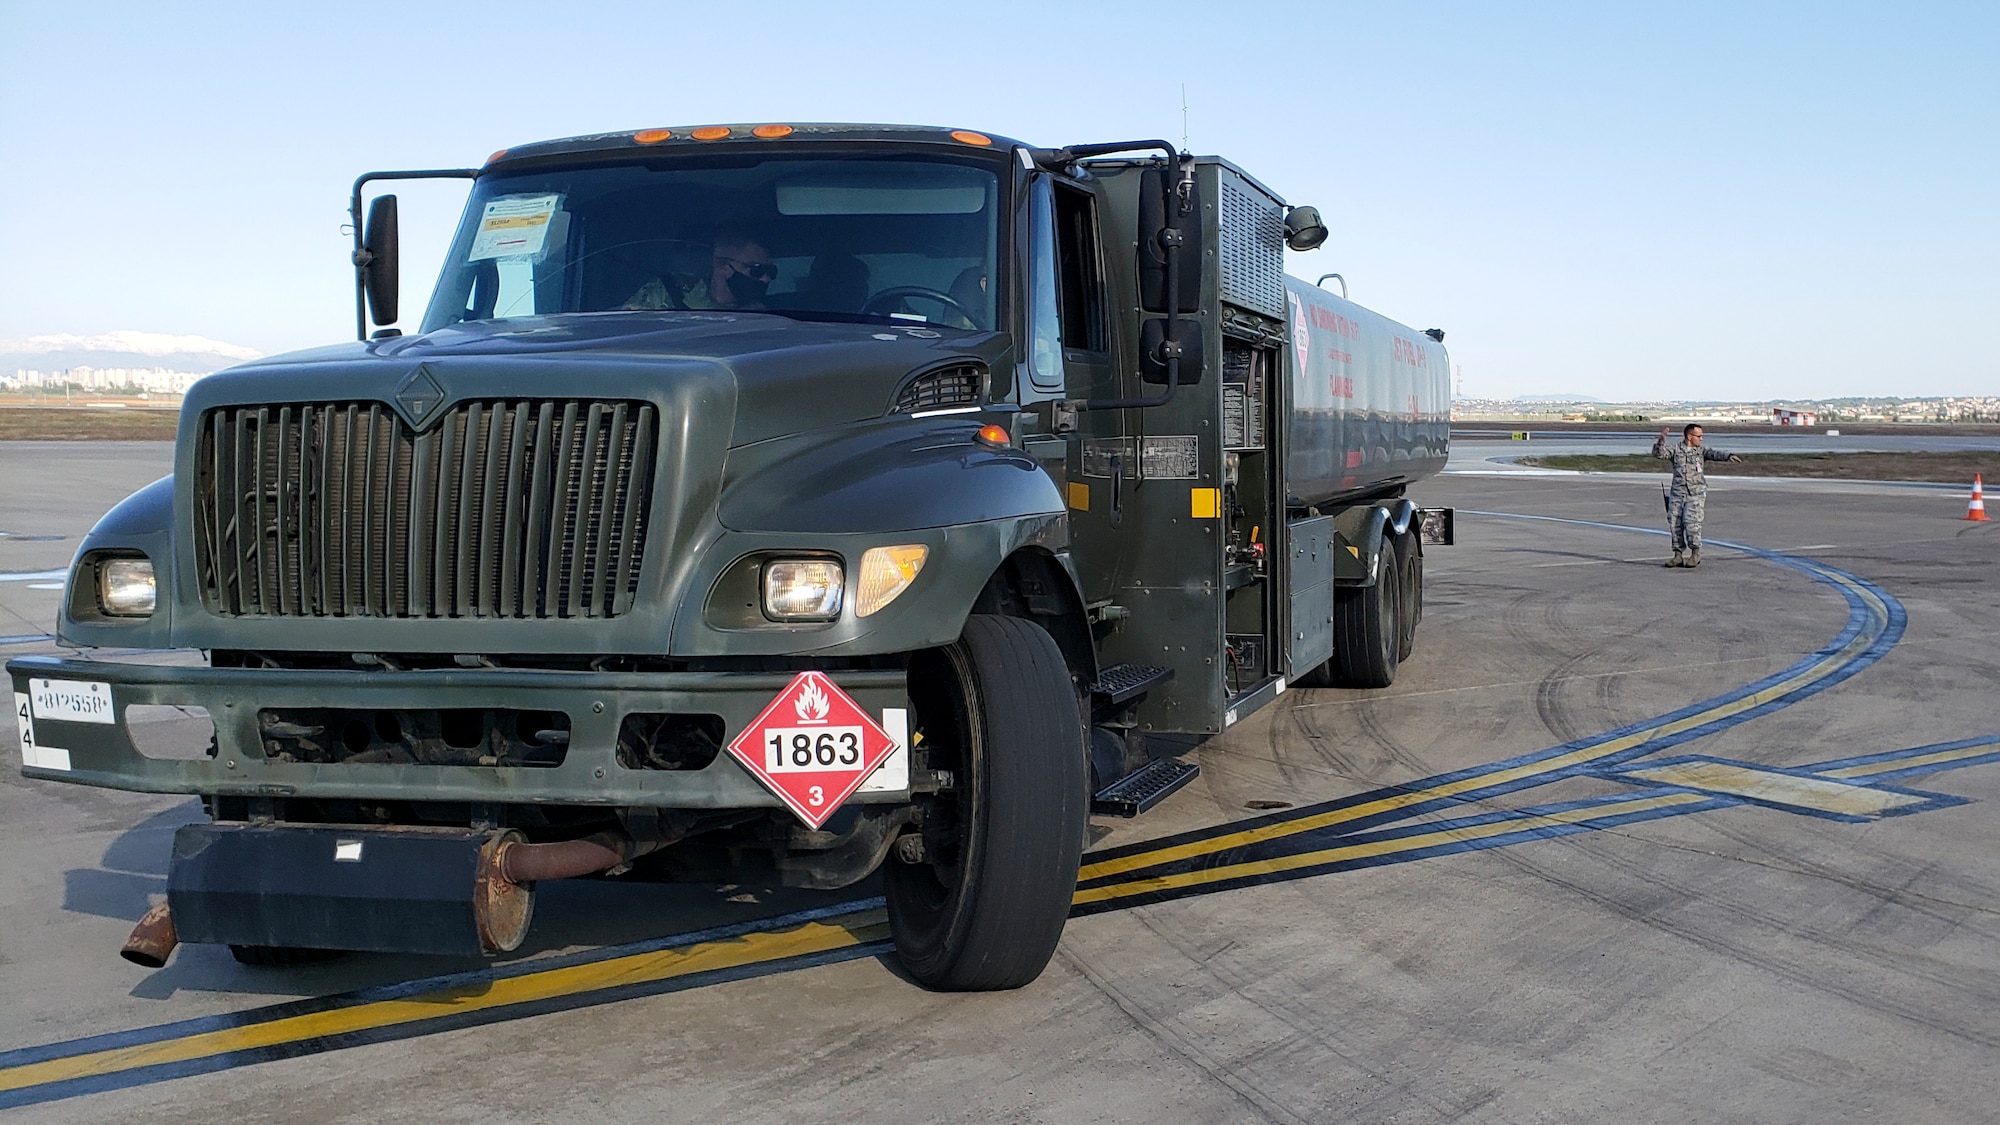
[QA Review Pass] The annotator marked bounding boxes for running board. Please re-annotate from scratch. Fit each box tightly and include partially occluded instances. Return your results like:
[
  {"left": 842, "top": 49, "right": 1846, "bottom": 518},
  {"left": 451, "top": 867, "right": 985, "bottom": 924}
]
[
  {"left": 1090, "top": 662, "right": 1174, "bottom": 706},
  {"left": 1092, "top": 757, "right": 1200, "bottom": 818}
]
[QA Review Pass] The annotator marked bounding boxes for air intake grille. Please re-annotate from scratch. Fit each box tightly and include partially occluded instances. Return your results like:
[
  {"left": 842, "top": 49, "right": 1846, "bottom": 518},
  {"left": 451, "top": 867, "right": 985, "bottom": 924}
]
[
  {"left": 892, "top": 364, "right": 985, "bottom": 413},
  {"left": 194, "top": 400, "right": 656, "bottom": 619},
  {"left": 1219, "top": 175, "right": 1286, "bottom": 318}
]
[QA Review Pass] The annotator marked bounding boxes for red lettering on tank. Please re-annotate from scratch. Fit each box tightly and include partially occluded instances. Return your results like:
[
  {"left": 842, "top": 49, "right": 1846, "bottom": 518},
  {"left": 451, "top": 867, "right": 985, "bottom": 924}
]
[
  {"left": 1329, "top": 375, "right": 1355, "bottom": 399},
  {"left": 1306, "top": 305, "right": 1361, "bottom": 338}
]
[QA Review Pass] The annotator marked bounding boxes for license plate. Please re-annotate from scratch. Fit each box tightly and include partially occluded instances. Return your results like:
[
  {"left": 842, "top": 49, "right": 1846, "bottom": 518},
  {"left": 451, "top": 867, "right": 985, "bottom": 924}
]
[{"left": 30, "top": 678, "right": 116, "bottom": 724}]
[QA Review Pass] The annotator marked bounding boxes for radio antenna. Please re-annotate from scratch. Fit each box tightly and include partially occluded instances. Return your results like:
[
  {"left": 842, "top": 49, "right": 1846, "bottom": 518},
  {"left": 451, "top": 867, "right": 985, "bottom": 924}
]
[{"left": 1181, "top": 84, "right": 1189, "bottom": 150}]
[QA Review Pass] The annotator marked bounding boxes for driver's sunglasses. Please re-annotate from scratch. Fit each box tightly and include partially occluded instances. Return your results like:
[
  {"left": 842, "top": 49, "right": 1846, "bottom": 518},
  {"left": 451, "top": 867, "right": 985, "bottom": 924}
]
[{"left": 716, "top": 255, "right": 777, "bottom": 283}]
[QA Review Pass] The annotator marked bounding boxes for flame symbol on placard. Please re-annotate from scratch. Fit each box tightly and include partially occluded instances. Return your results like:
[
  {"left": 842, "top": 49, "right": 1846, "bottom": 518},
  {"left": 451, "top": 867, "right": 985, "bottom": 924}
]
[{"left": 795, "top": 677, "right": 831, "bottom": 723}]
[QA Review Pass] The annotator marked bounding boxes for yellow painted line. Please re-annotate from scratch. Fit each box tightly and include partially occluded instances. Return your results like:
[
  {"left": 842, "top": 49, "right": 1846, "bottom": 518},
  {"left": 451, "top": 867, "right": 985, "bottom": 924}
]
[
  {"left": 1078, "top": 569, "right": 1889, "bottom": 883},
  {"left": 1822, "top": 741, "right": 2000, "bottom": 779},
  {"left": 0, "top": 912, "right": 888, "bottom": 1094},
  {"left": 1624, "top": 761, "right": 1927, "bottom": 817},
  {"left": 1074, "top": 792, "right": 1710, "bottom": 907}
]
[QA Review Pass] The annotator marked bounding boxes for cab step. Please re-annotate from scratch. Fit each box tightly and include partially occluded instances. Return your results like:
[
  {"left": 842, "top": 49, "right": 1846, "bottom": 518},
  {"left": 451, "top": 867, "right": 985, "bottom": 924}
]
[
  {"left": 1092, "top": 757, "right": 1200, "bottom": 818},
  {"left": 1090, "top": 662, "right": 1174, "bottom": 706}
]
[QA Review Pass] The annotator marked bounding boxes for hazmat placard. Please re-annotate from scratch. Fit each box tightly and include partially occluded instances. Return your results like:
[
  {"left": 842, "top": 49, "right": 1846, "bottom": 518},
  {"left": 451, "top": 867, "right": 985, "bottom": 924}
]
[{"left": 725, "top": 671, "right": 901, "bottom": 829}]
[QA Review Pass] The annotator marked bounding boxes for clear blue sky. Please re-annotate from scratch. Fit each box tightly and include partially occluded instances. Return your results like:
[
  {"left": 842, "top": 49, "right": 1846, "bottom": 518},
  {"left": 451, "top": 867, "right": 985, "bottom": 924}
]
[{"left": 2, "top": 0, "right": 1994, "bottom": 401}]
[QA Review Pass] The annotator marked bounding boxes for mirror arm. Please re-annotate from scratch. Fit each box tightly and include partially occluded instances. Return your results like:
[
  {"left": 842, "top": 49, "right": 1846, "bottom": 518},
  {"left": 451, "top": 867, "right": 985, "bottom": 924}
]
[{"left": 349, "top": 167, "right": 481, "bottom": 341}]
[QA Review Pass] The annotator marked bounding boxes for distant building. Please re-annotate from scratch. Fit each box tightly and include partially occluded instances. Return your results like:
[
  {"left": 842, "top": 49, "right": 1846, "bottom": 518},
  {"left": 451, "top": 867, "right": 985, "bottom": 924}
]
[{"left": 1772, "top": 408, "right": 1818, "bottom": 427}]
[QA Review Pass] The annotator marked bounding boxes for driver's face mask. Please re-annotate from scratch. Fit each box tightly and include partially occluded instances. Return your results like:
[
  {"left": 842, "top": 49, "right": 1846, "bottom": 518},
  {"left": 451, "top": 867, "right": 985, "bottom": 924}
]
[{"left": 724, "top": 269, "right": 771, "bottom": 305}]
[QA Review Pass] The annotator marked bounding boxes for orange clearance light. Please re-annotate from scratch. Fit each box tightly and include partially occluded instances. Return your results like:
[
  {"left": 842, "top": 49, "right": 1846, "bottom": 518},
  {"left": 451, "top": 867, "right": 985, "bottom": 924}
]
[
  {"left": 633, "top": 129, "right": 673, "bottom": 144},
  {"left": 691, "top": 125, "right": 731, "bottom": 141},
  {"left": 950, "top": 130, "right": 993, "bottom": 147},
  {"left": 486, "top": 149, "right": 508, "bottom": 164},
  {"left": 751, "top": 123, "right": 794, "bottom": 138},
  {"left": 975, "top": 423, "right": 1011, "bottom": 448}
]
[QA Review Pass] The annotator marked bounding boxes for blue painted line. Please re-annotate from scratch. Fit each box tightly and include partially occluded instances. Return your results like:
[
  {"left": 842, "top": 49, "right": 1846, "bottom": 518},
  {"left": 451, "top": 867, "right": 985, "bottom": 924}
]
[
  {"left": 1073, "top": 792, "right": 1742, "bottom": 918},
  {"left": 0, "top": 897, "right": 885, "bottom": 1072},
  {"left": 0, "top": 634, "right": 54, "bottom": 647},
  {"left": 1809, "top": 735, "right": 2000, "bottom": 777},
  {"left": 0, "top": 512, "right": 1950, "bottom": 1108},
  {"left": 1599, "top": 754, "right": 1965, "bottom": 824},
  {"left": 0, "top": 939, "right": 890, "bottom": 1111},
  {"left": 1083, "top": 517, "right": 1906, "bottom": 879},
  {"left": 0, "top": 570, "right": 67, "bottom": 583}
]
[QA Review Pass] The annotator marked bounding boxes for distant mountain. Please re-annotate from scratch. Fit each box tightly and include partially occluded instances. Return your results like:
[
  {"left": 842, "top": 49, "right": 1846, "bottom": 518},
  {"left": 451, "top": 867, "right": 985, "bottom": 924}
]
[{"left": 0, "top": 330, "right": 261, "bottom": 374}]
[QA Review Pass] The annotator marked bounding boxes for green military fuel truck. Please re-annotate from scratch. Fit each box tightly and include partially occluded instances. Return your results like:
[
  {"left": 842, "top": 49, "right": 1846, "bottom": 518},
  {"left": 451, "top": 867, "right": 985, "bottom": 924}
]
[{"left": 8, "top": 123, "right": 1450, "bottom": 990}]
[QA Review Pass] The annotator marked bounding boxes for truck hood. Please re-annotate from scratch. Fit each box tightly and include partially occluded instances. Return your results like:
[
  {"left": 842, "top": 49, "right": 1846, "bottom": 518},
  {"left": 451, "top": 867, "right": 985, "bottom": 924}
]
[{"left": 226, "top": 311, "right": 1011, "bottom": 447}]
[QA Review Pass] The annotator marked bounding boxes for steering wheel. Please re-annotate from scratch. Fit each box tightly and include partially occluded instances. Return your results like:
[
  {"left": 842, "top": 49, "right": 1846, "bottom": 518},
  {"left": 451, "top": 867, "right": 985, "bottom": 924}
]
[{"left": 859, "top": 285, "right": 976, "bottom": 325}]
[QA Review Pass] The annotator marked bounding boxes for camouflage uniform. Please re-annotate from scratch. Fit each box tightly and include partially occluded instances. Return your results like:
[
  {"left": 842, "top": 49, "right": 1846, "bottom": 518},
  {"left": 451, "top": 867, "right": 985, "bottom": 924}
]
[{"left": 1653, "top": 435, "right": 1733, "bottom": 561}]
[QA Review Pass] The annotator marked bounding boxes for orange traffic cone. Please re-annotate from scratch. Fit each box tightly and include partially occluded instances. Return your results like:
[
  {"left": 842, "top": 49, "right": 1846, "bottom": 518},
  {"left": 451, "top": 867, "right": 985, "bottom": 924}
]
[{"left": 1966, "top": 475, "right": 1989, "bottom": 522}]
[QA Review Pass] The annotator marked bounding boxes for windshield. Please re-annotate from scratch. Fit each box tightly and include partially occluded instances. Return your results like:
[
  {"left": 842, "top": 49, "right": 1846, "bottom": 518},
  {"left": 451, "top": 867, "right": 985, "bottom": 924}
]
[{"left": 420, "top": 155, "right": 1002, "bottom": 333}]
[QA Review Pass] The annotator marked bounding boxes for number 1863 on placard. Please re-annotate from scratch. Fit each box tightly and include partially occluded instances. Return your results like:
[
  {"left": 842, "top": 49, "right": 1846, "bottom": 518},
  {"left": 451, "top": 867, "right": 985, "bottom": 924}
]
[{"left": 763, "top": 726, "right": 866, "bottom": 773}]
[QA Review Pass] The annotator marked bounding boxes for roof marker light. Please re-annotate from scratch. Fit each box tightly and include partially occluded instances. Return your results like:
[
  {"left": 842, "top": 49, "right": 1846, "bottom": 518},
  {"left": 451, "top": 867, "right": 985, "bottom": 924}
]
[
  {"left": 633, "top": 129, "right": 673, "bottom": 144},
  {"left": 950, "top": 130, "right": 993, "bottom": 146},
  {"left": 486, "top": 149, "right": 508, "bottom": 164},
  {"left": 691, "top": 126, "right": 731, "bottom": 141},
  {"left": 975, "top": 423, "right": 1011, "bottom": 448},
  {"left": 752, "top": 124, "right": 794, "bottom": 138}
]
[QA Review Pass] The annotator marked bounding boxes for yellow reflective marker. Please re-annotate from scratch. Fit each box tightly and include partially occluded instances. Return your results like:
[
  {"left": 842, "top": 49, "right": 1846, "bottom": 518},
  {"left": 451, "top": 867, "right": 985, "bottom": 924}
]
[
  {"left": 1191, "top": 488, "right": 1220, "bottom": 518},
  {"left": 1624, "top": 761, "right": 1928, "bottom": 818},
  {"left": 1067, "top": 482, "right": 1089, "bottom": 511}
]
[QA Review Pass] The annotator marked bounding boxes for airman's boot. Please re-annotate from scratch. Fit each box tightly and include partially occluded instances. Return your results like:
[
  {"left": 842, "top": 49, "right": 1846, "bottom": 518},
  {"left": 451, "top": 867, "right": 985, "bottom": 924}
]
[
  {"left": 1687, "top": 550, "right": 1702, "bottom": 568},
  {"left": 1666, "top": 550, "right": 1684, "bottom": 568}
]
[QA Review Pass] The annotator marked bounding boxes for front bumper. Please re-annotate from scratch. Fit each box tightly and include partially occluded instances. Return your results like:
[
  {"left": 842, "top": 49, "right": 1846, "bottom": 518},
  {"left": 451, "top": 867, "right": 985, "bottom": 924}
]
[{"left": 7, "top": 654, "right": 909, "bottom": 807}]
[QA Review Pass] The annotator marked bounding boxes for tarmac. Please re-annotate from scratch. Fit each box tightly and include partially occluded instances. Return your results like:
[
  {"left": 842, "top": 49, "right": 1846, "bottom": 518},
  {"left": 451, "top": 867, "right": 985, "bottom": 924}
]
[{"left": 2, "top": 440, "right": 1996, "bottom": 1123}]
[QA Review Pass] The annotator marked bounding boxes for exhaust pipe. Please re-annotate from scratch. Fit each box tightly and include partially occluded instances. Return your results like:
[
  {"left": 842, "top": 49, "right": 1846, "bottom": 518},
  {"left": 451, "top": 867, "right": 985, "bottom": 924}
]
[
  {"left": 121, "top": 902, "right": 179, "bottom": 968},
  {"left": 473, "top": 824, "right": 687, "bottom": 952}
]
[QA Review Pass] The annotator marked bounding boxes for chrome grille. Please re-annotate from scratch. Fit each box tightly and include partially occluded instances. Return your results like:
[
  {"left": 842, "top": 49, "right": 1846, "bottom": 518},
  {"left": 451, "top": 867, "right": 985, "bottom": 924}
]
[{"left": 194, "top": 400, "right": 656, "bottom": 619}]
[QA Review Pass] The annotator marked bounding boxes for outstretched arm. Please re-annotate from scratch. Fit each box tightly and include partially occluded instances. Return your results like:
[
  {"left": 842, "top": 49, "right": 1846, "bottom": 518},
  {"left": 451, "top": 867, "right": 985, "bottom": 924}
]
[
  {"left": 1704, "top": 446, "right": 1741, "bottom": 463},
  {"left": 1654, "top": 427, "right": 1673, "bottom": 459}
]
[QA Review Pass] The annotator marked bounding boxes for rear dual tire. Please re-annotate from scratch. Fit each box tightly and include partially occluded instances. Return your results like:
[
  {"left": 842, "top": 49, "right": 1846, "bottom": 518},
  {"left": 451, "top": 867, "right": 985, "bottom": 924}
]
[{"left": 1299, "top": 528, "right": 1419, "bottom": 689}]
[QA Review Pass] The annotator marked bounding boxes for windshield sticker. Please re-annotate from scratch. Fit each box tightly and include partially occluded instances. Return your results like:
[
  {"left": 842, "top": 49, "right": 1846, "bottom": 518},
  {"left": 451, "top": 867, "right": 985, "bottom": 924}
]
[{"left": 469, "top": 194, "right": 561, "bottom": 260}]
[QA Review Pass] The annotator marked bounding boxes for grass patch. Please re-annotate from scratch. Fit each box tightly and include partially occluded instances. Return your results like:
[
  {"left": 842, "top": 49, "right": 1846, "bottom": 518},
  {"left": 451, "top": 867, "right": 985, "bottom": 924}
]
[
  {"left": 1517, "top": 451, "right": 1998, "bottom": 484},
  {"left": 0, "top": 407, "right": 180, "bottom": 441}
]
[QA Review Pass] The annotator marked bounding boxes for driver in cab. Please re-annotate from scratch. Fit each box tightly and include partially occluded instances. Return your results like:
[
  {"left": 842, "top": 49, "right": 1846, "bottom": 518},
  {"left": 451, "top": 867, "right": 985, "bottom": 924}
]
[{"left": 624, "top": 227, "right": 776, "bottom": 311}]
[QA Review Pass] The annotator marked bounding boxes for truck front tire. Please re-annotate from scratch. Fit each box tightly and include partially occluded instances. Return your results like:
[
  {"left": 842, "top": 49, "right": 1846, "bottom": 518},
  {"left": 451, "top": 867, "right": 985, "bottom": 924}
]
[{"left": 887, "top": 614, "right": 1086, "bottom": 990}]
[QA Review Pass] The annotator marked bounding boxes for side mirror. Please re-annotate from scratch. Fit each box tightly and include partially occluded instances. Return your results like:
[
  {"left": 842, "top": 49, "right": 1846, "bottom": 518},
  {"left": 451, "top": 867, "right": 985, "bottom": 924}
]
[
  {"left": 1138, "top": 166, "right": 1202, "bottom": 313},
  {"left": 1138, "top": 318, "right": 1206, "bottom": 385},
  {"left": 1284, "top": 205, "right": 1328, "bottom": 252},
  {"left": 362, "top": 194, "right": 400, "bottom": 327}
]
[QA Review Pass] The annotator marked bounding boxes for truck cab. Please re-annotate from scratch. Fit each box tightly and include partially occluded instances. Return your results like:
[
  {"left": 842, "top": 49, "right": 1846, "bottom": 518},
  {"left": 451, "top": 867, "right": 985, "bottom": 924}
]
[{"left": 8, "top": 123, "right": 1449, "bottom": 989}]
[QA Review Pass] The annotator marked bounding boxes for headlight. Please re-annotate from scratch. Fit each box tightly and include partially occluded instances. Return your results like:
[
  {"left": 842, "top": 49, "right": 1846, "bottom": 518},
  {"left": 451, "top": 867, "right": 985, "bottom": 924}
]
[
  {"left": 762, "top": 559, "right": 843, "bottom": 621},
  {"left": 855, "top": 545, "right": 927, "bottom": 618},
  {"left": 98, "top": 557, "right": 156, "bottom": 617}
]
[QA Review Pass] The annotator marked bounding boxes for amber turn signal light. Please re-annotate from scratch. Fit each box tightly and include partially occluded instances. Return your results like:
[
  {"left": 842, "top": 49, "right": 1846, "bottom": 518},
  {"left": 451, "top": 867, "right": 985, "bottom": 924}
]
[{"left": 633, "top": 129, "right": 673, "bottom": 144}]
